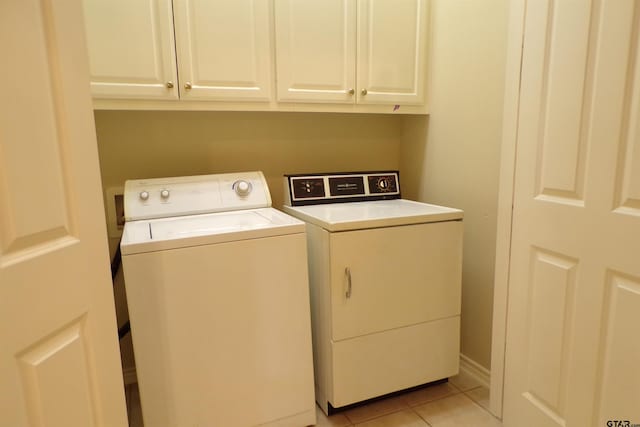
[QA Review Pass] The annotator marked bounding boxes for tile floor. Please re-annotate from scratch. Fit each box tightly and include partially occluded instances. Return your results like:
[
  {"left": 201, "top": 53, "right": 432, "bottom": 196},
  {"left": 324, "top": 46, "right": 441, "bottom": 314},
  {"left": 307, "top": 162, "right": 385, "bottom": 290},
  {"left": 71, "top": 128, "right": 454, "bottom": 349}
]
[{"left": 125, "top": 370, "right": 501, "bottom": 427}]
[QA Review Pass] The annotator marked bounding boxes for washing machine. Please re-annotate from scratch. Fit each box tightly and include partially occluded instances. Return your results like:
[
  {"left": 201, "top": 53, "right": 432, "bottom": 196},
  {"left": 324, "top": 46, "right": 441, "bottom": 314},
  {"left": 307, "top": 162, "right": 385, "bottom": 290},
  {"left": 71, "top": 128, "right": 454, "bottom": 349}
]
[
  {"left": 120, "top": 171, "right": 316, "bottom": 427},
  {"left": 283, "top": 171, "right": 464, "bottom": 414}
]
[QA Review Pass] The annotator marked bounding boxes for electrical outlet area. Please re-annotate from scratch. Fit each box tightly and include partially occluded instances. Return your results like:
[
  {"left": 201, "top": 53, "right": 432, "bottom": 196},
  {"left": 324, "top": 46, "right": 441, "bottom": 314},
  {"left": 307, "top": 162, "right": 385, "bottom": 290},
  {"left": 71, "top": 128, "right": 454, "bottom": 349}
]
[
  {"left": 106, "top": 186, "right": 124, "bottom": 238},
  {"left": 115, "top": 194, "right": 124, "bottom": 228}
]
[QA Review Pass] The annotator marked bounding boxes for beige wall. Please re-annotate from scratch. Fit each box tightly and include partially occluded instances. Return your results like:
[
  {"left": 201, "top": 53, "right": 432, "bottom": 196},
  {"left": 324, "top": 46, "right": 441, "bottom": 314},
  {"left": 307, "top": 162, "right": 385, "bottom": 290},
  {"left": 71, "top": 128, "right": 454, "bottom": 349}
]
[
  {"left": 95, "top": 110, "right": 403, "bottom": 370},
  {"left": 401, "top": 0, "right": 509, "bottom": 369},
  {"left": 95, "top": 111, "right": 402, "bottom": 209}
]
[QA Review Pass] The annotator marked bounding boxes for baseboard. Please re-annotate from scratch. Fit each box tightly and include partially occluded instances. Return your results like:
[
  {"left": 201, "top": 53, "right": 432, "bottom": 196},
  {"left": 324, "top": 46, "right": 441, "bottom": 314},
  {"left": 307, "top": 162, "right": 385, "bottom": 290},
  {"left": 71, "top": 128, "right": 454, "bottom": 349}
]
[
  {"left": 123, "top": 366, "right": 137, "bottom": 385},
  {"left": 459, "top": 353, "right": 490, "bottom": 388}
]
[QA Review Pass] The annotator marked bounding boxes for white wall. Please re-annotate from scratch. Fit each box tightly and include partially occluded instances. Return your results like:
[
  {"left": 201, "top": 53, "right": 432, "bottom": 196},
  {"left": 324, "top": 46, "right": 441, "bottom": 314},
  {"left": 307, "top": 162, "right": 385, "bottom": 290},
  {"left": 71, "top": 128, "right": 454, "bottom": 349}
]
[{"left": 401, "top": 0, "right": 509, "bottom": 369}]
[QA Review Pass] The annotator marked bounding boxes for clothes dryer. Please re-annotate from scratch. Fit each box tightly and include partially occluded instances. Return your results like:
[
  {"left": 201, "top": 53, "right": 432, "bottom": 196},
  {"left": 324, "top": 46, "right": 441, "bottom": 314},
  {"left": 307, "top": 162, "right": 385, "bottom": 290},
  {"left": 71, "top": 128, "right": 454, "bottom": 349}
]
[{"left": 283, "top": 171, "right": 463, "bottom": 414}]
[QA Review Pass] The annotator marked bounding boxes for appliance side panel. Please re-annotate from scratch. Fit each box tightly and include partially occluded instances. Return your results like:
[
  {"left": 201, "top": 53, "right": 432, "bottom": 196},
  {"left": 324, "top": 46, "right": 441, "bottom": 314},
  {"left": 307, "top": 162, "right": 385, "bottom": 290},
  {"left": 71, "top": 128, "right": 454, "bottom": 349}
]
[{"left": 305, "top": 223, "right": 334, "bottom": 412}]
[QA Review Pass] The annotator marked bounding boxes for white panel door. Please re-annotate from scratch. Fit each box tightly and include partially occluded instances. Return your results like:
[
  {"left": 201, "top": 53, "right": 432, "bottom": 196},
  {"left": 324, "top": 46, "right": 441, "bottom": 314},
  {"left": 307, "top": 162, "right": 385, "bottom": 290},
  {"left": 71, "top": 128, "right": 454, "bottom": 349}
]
[
  {"left": 357, "top": 0, "right": 427, "bottom": 105},
  {"left": 0, "top": 1, "right": 127, "bottom": 426},
  {"left": 329, "top": 221, "right": 462, "bottom": 341},
  {"left": 274, "top": 0, "right": 356, "bottom": 103},
  {"left": 503, "top": 0, "right": 640, "bottom": 425},
  {"left": 83, "top": 0, "right": 178, "bottom": 99},
  {"left": 173, "top": 0, "right": 273, "bottom": 101}
]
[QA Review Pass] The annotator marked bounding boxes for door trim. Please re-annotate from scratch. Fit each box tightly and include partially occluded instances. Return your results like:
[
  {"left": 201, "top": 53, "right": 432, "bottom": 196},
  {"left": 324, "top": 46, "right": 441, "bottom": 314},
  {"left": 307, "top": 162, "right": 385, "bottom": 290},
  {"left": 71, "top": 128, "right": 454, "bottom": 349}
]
[{"left": 489, "top": 0, "right": 526, "bottom": 418}]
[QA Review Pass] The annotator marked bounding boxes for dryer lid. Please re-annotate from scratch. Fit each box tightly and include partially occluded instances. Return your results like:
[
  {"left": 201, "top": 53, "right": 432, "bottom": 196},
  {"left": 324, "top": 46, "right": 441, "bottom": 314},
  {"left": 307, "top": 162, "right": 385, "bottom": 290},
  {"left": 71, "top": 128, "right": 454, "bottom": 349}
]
[{"left": 283, "top": 199, "right": 463, "bottom": 232}]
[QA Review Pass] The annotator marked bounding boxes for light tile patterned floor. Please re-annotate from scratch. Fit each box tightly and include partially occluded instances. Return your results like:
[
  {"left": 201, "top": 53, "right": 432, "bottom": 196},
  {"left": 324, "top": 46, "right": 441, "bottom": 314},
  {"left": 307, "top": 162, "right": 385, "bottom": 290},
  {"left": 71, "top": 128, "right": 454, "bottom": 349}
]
[{"left": 126, "top": 371, "right": 501, "bottom": 427}]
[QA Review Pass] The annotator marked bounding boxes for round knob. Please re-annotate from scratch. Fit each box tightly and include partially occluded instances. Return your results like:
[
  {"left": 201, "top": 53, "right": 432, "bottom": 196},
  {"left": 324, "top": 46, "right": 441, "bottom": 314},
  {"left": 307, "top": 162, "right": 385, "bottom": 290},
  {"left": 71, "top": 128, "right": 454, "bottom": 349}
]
[
  {"left": 160, "top": 189, "right": 170, "bottom": 199},
  {"left": 139, "top": 191, "right": 149, "bottom": 201},
  {"left": 233, "top": 180, "right": 252, "bottom": 197},
  {"left": 184, "top": 82, "right": 192, "bottom": 90},
  {"left": 348, "top": 88, "right": 355, "bottom": 95},
  {"left": 166, "top": 81, "right": 174, "bottom": 89},
  {"left": 361, "top": 88, "right": 368, "bottom": 96}
]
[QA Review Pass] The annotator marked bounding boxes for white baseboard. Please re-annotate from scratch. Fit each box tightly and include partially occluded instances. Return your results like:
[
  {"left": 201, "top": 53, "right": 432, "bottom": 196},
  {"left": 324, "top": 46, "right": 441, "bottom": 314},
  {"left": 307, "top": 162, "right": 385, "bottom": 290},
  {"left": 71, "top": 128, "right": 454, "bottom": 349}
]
[
  {"left": 459, "top": 353, "right": 490, "bottom": 388},
  {"left": 123, "top": 366, "right": 137, "bottom": 385}
]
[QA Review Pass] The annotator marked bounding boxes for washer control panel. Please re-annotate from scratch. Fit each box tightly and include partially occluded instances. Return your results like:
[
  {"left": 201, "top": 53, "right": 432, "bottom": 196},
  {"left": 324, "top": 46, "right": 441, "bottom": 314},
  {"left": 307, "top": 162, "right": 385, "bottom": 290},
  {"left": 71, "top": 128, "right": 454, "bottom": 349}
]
[
  {"left": 284, "top": 171, "right": 400, "bottom": 206},
  {"left": 124, "top": 171, "right": 271, "bottom": 221}
]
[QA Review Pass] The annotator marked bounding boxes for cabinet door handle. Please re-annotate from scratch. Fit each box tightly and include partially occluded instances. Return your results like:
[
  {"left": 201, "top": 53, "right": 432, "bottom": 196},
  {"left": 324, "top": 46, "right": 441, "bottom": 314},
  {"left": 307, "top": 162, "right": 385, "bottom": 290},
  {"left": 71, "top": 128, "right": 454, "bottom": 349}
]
[
  {"left": 348, "top": 88, "right": 355, "bottom": 95},
  {"left": 165, "top": 81, "right": 174, "bottom": 89},
  {"left": 184, "top": 82, "right": 192, "bottom": 90},
  {"left": 345, "top": 267, "right": 352, "bottom": 299},
  {"left": 361, "top": 88, "right": 368, "bottom": 96}
]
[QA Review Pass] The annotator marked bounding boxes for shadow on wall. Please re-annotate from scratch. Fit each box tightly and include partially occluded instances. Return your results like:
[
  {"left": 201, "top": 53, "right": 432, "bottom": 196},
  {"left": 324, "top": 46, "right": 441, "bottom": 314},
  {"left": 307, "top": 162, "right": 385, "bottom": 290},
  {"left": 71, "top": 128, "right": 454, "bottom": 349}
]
[{"left": 400, "top": 115, "right": 430, "bottom": 201}]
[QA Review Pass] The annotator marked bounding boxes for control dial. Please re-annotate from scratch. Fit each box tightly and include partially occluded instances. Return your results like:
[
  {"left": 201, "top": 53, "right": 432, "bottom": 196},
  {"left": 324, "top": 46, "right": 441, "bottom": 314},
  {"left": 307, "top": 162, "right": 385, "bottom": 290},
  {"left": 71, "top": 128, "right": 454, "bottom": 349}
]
[
  {"left": 233, "top": 180, "right": 252, "bottom": 197},
  {"left": 304, "top": 181, "right": 313, "bottom": 193},
  {"left": 376, "top": 177, "right": 392, "bottom": 192},
  {"left": 139, "top": 191, "right": 150, "bottom": 201}
]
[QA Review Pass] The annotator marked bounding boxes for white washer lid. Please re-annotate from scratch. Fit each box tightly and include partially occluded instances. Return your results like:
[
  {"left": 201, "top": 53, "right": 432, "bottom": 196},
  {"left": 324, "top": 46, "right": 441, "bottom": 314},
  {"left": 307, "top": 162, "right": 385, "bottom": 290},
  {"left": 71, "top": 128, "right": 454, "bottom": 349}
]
[
  {"left": 283, "top": 199, "right": 463, "bottom": 232},
  {"left": 121, "top": 208, "right": 305, "bottom": 255}
]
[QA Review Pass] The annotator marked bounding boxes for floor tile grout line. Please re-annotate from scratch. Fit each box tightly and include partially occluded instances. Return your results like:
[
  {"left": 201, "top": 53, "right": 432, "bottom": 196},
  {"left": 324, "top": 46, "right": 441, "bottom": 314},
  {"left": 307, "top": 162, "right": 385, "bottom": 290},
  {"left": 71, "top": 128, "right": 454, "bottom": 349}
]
[
  {"left": 348, "top": 406, "right": 433, "bottom": 427},
  {"left": 462, "top": 386, "right": 495, "bottom": 415},
  {"left": 409, "top": 405, "right": 434, "bottom": 427},
  {"left": 458, "top": 391, "right": 503, "bottom": 421},
  {"left": 344, "top": 390, "right": 465, "bottom": 426},
  {"left": 406, "top": 390, "right": 462, "bottom": 408},
  {"left": 330, "top": 385, "right": 469, "bottom": 425},
  {"left": 343, "top": 403, "right": 412, "bottom": 425},
  {"left": 460, "top": 384, "right": 484, "bottom": 392},
  {"left": 449, "top": 381, "right": 485, "bottom": 393},
  {"left": 411, "top": 393, "right": 503, "bottom": 426}
]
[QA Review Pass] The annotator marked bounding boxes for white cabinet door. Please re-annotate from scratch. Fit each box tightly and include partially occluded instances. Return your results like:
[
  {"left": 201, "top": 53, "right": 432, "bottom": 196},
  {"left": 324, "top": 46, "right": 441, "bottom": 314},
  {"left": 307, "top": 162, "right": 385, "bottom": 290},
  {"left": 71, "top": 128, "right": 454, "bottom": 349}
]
[
  {"left": 274, "top": 0, "right": 356, "bottom": 103},
  {"left": 329, "top": 221, "right": 462, "bottom": 341},
  {"left": 173, "top": 0, "right": 273, "bottom": 101},
  {"left": 357, "top": 0, "right": 427, "bottom": 105},
  {"left": 83, "top": 0, "right": 178, "bottom": 99}
]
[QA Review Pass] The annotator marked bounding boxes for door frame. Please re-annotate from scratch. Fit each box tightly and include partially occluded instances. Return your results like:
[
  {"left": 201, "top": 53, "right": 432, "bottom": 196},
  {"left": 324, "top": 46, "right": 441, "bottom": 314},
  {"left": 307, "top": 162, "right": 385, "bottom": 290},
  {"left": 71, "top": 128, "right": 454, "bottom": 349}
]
[{"left": 489, "top": 0, "right": 526, "bottom": 418}]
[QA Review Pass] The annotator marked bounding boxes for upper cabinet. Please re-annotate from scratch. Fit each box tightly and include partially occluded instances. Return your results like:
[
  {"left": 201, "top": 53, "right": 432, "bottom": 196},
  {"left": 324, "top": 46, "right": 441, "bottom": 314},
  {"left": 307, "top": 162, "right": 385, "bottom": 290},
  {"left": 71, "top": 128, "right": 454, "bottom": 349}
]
[
  {"left": 172, "top": 0, "right": 272, "bottom": 101},
  {"left": 274, "top": 0, "right": 356, "bottom": 103},
  {"left": 274, "top": 0, "right": 427, "bottom": 105},
  {"left": 83, "top": 0, "right": 272, "bottom": 102},
  {"left": 83, "top": 0, "right": 429, "bottom": 113},
  {"left": 83, "top": 0, "right": 178, "bottom": 99},
  {"left": 357, "top": 0, "right": 427, "bottom": 105}
]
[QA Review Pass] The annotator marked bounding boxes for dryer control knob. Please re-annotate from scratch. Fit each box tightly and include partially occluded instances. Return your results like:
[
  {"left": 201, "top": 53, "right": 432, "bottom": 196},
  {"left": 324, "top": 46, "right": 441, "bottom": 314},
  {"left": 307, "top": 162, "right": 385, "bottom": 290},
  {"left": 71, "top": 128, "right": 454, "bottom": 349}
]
[
  {"left": 233, "top": 180, "right": 252, "bottom": 197},
  {"left": 160, "top": 189, "right": 170, "bottom": 199},
  {"left": 139, "top": 191, "right": 150, "bottom": 201}
]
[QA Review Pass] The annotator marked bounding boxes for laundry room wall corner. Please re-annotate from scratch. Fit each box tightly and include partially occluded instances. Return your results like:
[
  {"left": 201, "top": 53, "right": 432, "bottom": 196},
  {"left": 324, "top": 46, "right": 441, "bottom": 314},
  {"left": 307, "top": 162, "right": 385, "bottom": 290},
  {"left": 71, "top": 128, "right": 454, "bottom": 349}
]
[{"left": 400, "top": 0, "right": 509, "bottom": 372}]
